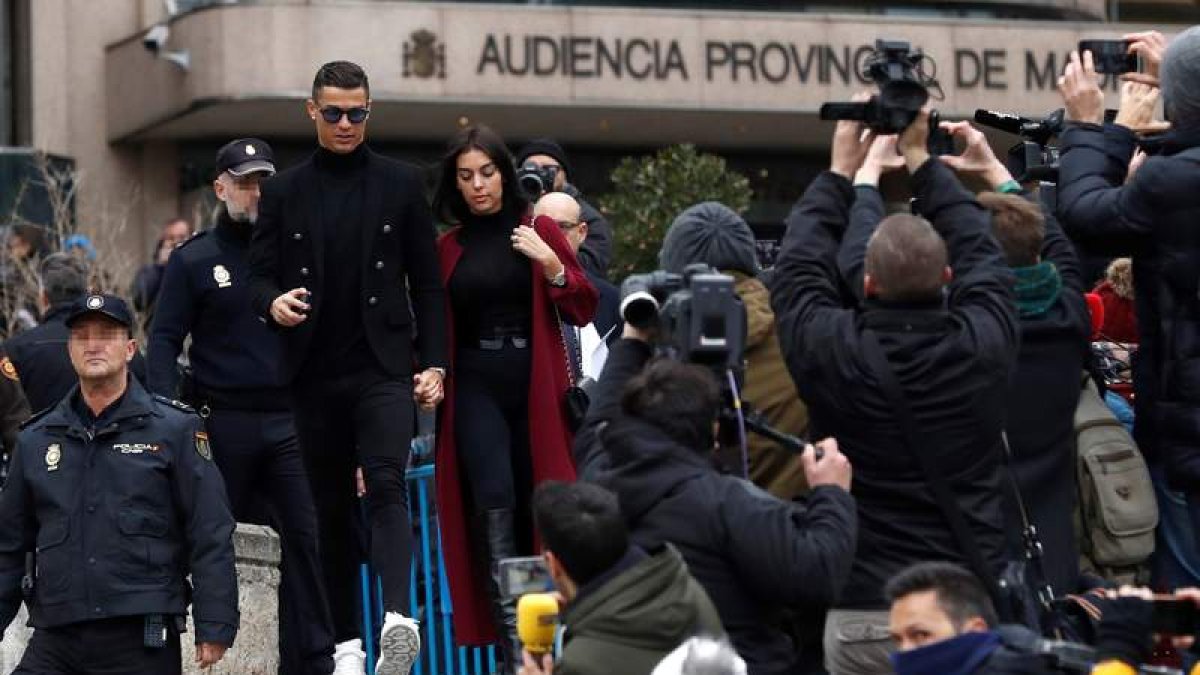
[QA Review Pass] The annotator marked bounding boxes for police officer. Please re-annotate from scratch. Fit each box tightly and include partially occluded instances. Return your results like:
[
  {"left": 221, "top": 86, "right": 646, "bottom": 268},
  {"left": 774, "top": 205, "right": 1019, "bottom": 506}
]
[
  {"left": 0, "top": 293, "right": 237, "bottom": 673},
  {"left": 4, "top": 252, "right": 148, "bottom": 412},
  {"left": 147, "top": 138, "right": 334, "bottom": 674}
]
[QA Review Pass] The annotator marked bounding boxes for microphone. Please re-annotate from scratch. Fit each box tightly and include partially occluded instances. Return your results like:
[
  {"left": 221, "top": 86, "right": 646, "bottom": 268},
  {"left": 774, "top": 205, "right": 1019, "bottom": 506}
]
[{"left": 517, "top": 593, "right": 559, "bottom": 655}]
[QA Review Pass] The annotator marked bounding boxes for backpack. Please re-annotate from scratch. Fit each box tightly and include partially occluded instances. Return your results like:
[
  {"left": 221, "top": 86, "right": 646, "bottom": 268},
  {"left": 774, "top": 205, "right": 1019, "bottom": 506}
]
[{"left": 1074, "top": 375, "right": 1157, "bottom": 580}]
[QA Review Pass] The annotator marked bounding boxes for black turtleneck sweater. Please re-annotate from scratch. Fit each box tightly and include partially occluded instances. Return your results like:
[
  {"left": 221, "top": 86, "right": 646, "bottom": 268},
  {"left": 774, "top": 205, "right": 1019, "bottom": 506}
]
[
  {"left": 306, "top": 144, "right": 375, "bottom": 376},
  {"left": 448, "top": 206, "right": 533, "bottom": 344}
]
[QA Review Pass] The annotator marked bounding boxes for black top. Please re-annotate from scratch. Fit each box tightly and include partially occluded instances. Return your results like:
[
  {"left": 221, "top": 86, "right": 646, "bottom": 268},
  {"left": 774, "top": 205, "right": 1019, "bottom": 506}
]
[
  {"left": 449, "top": 207, "right": 533, "bottom": 344},
  {"left": 307, "top": 145, "right": 373, "bottom": 376},
  {"left": 146, "top": 209, "right": 290, "bottom": 407}
]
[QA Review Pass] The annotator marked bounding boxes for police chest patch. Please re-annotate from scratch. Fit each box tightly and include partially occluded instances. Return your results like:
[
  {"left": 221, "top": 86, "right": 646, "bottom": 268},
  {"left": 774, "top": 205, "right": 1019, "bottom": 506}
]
[
  {"left": 1, "top": 357, "right": 18, "bottom": 381},
  {"left": 194, "top": 431, "right": 212, "bottom": 461},
  {"left": 45, "top": 444, "right": 61, "bottom": 472},
  {"left": 113, "top": 443, "right": 158, "bottom": 455},
  {"left": 213, "top": 265, "right": 232, "bottom": 288}
]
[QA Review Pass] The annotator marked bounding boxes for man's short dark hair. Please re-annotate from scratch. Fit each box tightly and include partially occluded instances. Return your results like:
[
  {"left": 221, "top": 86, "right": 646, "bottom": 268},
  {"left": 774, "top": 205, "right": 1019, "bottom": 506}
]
[
  {"left": 39, "top": 252, "right": 88, "bottom": 308},
  {"left": 976, "top": 192, "right": 1044, "bottom": 268},
  {"left": 884, "top": 561, "right": 999, "bottom": 629},
  {"left": 621, "top": 357, "right": 721, "bottom": 452},
  {"left": 865, "top": 214, "right": 948, "bottom": 302},
  {"left": 312, "top": 60, "right": 369, "bottom": 100},
  {"left": 533, "top": 481, "right": 629, "bottom": 587}
]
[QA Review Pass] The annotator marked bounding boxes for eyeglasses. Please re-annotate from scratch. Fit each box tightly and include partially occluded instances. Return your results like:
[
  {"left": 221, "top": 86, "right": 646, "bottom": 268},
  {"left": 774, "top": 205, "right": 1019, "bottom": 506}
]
[{"left": 319, "top": 106, "right": 370, "bottom": 124}]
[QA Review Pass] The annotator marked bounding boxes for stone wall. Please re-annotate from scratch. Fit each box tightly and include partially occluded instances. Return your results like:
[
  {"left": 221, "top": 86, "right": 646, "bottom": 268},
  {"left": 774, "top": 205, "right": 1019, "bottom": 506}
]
[{"left": 1, "top": 523, "right": 280, "bottom": 675}]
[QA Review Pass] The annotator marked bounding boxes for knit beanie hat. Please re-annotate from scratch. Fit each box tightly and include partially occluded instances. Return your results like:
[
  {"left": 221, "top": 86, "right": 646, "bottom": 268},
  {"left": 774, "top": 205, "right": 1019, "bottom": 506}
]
[
  {"left": 1162, "top": 25, "right": 1200, "bottom": 131},
  {"left": 659, "top": 202, "right": 760, "bottom": 276},
  {"left": 515, "top": 138, "right": 572, "bottom": 180}
]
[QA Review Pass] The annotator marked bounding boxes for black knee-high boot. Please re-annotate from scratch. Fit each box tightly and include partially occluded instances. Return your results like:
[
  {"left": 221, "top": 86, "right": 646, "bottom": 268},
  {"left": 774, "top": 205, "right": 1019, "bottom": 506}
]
[{"left": 483, "top": 508, "right": 521, "bottom": 674}]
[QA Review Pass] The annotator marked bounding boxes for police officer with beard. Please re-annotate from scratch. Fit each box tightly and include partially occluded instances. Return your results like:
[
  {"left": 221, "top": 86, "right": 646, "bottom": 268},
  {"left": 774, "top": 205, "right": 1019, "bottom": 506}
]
[
  {"left": 0, "top": 293, "right": 237, "bottom": 673},
  {"left": 147, "top": 139, "right": 335, "bottom": 674}
]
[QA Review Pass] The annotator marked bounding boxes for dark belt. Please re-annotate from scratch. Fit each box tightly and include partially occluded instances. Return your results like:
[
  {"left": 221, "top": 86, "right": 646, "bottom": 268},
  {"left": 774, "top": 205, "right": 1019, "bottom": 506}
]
[
  {"left": 473, "top": 336, "right": 529, "bottom": 350},
  {"left": 194, "top": 385, "right": 292, "bottom": 414}
]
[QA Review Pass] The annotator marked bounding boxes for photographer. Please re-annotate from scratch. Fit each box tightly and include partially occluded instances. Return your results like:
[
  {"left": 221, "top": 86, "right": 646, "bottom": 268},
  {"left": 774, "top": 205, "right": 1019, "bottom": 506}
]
[
  {"left": 516, "top": 139, "right": 613, "bottom": 278},
  {"left": 1056, "top": 28, "right": 1200, "bottom": 536},
  {"left": 770, "top": 105, "right": 1019, "bottom": 674},
  {"left": 517, "top": 480, "right": 725, "bottom": 675},
  {"left": 573, "top": 325, "right": 857, "bottom": 675}
]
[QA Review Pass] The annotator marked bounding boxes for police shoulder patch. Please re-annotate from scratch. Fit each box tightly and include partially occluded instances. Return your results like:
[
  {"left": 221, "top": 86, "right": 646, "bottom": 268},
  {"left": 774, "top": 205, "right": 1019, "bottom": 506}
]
[
  {"left": 19, "top": 406, "right": 55, "bottom": 430},
  {"left": 1, "top": 357, "right": 18, "bottom": 381},
  {"left": 152, "top": 394, "right": 195, "bottom": 414},
  {"left": 194, "top": 430, "right": 212, "bottom": 461}
]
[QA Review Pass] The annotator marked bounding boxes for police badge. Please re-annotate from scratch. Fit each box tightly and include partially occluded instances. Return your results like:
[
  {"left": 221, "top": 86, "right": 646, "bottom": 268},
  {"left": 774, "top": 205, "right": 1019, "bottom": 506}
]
[
  {"left": 45, "top": 444, "right": 61, "bottom": 472},
  {"left": 213, "top": 265, "right": 232, "bottom": 289}
]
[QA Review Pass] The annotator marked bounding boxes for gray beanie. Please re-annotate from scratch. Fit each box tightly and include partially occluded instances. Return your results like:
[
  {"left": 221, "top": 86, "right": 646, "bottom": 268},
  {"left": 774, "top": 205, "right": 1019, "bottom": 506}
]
[
  {"left": 1162, "top": 26, "right": 1200, "bottom": 131},
  {"left": 659, "top": 202, "right": 760, "bottom": 276}
]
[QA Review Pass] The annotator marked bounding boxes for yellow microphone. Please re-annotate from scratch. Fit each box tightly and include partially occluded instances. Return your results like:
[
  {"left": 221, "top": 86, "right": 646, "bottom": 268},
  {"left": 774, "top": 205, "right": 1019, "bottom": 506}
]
[{"left": 517, "top": 593, "right": 559, "bottom": 655}]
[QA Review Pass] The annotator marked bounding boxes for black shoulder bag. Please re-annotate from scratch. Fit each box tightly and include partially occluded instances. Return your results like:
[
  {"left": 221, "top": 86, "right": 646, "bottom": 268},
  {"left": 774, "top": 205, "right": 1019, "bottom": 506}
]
[{"left": 861, "top": 330, "right": 1069, "bottom": 637}]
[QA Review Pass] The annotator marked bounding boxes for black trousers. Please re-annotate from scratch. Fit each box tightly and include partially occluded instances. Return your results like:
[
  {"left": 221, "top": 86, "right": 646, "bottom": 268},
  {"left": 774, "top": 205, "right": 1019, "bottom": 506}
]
[
  {"left": 13, "top": 617, "right": 181, "bottom": 675},
  {"left": 203, "top": 406, "right": 334, "bottom": 675},
  {"left": 293, "top": 368, "right": 414, "bottom": 642},
  {"left": 454, "top": 345, "right": 533, "bottom": 517}
]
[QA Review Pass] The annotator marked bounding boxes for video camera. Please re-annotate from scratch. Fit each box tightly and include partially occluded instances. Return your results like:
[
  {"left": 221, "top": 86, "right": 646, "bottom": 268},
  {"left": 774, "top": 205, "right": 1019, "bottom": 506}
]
[
  {"left": 974, "top": 108, "right": 1065, "bottom": 182},
  {"left": 517, "top": 161, "right": 559, "bottom": 199},
  {"left": 820, "top": 39, "right": 951, "bottom": 154},
  {"left": 619, "top": 263, "right": 747, "bottom": 375}
]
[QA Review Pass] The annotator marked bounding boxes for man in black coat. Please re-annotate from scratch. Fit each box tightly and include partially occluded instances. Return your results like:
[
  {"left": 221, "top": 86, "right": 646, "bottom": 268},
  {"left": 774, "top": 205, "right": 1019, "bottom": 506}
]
[
  {"left": 516, "top": 139, "right": 613, "bottom": 279},
  {"left": 0, "top": 294, "right": 238, "bottom": 672},
  {"left": 1056, "top": 29, "right": 1200, "bottom": 533},
  {"left": 5, "top": 253, "right": 147, "bottom": 413},
  {"left": 574, "top": 324, "right": 857, "bottom": 675},
  {"left": 770, "top": 110, "right": 1019, "bottom": 674},
  {"left": 248, "top": 61, "right": 448, "bottom": 675}
]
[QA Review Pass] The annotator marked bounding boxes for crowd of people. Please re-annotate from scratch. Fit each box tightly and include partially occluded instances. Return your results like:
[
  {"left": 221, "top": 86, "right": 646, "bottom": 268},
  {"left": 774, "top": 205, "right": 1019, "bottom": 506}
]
[{"left": 0, "top": 23, "right": 1194, "bottom": 675}]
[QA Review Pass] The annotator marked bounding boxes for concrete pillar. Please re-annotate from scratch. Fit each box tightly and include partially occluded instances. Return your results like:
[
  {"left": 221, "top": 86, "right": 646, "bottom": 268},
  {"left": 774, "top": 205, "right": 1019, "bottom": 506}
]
[{"left": 0, "top": 523, "right": 281, "bottom": 675}]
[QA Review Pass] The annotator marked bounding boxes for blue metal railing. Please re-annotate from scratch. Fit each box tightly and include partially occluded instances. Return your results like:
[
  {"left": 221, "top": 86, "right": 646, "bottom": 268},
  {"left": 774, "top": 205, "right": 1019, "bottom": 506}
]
[{"left": 359, "top": 456, "right": 497, "bottom": 674}]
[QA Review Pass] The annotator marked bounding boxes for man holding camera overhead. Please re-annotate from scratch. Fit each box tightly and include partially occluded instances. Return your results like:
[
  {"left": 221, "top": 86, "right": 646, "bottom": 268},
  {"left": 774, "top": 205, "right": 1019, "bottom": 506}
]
[{"left": 771, "top": 88, "right": 1019, "bottom": 672}]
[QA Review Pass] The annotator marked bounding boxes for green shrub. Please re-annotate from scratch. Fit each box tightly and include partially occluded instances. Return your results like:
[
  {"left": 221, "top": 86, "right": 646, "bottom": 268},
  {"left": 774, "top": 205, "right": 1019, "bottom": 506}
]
[{"left": 599, "top": 144, "right": 752, "bottom": 280}]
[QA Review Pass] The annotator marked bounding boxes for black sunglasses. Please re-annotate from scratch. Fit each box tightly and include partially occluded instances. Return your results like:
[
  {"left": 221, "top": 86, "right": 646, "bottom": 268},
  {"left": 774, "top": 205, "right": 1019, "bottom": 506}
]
[{"left": 319, "top": 106, "right": 370, "bottom": 124}]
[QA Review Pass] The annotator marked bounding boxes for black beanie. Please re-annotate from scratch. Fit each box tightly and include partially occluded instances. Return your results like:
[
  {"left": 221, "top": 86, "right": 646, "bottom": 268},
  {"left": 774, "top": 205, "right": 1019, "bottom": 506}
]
[
  {"left": 659, "top": 202, "right": 760, "bottom": 277},
  {"left": 516, "top": 138, "right": 572, "bottom": 180}
]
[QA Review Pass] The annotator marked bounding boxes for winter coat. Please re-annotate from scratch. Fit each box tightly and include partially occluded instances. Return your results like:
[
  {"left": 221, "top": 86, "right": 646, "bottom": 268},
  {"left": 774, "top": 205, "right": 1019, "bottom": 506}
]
[
  {"left": 563, "top": 184, "right": 613, "bottom": 280},
  {"left": 575, "top": 339, "right": 858, "bottom": 675},
  {"left": 771, "top": 161, "right": 1019, "bottom": 610},
  {"left": 436, "top": 213, "right": 597, "bottom": 645},
  {"left": 1093, "top": 280, "right": 1139, "bottom": 344},
  {"left": 1058, "top": 124, "right": 1200, "bottom": 490},
  {"left": 557, "top": 545, "right": 724, "bottom": 675},
  {"left": 732, "top": 272, "right": 809, "bottom": 501}
]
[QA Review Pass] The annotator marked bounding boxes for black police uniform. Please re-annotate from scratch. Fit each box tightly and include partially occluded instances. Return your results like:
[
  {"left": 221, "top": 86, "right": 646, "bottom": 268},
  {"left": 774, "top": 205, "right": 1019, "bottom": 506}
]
[
  {"left": 0, "top": 295, "right": 238, "bottom": 674},
  {"left": 5, "top": 302, "right": 149, "bottom": 412},
  {"left": 147, "top": 138, "right": 334, "bottom": 675}
]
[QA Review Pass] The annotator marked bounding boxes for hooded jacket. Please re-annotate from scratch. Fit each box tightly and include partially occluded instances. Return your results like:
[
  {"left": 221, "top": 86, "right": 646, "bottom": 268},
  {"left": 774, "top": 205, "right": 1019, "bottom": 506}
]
[
  {"left": 558, "top": 545, "right": 724, "bottom": 675},
  {"left": 576, "top": 339, "right": 857, "bottom": 675}
]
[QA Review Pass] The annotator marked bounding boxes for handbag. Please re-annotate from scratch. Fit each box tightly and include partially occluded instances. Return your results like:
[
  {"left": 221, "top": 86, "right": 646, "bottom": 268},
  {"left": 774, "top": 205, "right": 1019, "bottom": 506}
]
[{"left": 862, "top": 330, "right": 1073, "bottom": 637}]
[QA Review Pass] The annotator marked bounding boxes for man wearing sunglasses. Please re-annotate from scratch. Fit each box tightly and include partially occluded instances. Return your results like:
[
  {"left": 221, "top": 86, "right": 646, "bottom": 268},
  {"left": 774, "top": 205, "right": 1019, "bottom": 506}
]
[{"left": 249, "top": 61, "right": 448, "bottom": 675}]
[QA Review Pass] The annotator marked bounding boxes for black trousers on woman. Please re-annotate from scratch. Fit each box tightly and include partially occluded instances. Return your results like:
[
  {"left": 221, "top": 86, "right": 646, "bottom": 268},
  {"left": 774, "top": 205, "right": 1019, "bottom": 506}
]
[{"left": 293, "top": 367, "right": 414, "bottom": 643}]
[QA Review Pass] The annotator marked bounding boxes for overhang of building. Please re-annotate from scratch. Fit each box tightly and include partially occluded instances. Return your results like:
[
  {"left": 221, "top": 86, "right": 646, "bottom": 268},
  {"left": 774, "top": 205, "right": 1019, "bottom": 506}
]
[{"left": 106, "top": 1, "right": 1163, "bottom": 150}]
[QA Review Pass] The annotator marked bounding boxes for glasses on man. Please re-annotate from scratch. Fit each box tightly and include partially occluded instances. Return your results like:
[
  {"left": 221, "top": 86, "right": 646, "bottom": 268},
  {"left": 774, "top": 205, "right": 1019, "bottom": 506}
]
[{"left": 319, "top": 106, "right": 370, "bottom": 124}]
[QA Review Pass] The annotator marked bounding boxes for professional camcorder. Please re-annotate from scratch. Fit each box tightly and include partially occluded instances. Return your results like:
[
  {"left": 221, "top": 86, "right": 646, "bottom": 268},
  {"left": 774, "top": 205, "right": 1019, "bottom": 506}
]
[
  {"left": 517, "top": 161, "right": 559, "bottom": 199},
  {"left": 619, "top": 263, "right": 747, "bottom": 375},
  {"left": 821, "top": 40, "right": 945, "bottom": 132},
  {"left": 974, "top": 108, "right": 1065, "bottom": 182}
]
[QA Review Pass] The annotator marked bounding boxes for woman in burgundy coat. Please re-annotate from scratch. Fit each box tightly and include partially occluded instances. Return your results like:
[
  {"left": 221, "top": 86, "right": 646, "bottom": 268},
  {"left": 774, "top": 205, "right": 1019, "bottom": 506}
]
[{"left": 431, "top": 125, "right": 597, "bottom": 667}]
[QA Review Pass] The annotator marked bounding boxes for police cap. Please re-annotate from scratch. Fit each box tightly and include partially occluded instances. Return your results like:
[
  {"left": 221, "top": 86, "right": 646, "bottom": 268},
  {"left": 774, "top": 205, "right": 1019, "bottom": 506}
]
[
  {"left": 215, "top": 138, "right": 276, "bottom": 177},
  {"left": 65, "top": 293, "right": 134, "bottom": 329}
]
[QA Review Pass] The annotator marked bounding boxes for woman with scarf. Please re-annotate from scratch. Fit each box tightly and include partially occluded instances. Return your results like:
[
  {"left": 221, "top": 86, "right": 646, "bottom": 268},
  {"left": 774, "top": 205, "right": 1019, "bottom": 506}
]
[
  {"left": 976, "top": 191, "right": 1092, "bottom": 598},
  {"left": 431, "top": 124, "right": 597, "bottom": 671}
]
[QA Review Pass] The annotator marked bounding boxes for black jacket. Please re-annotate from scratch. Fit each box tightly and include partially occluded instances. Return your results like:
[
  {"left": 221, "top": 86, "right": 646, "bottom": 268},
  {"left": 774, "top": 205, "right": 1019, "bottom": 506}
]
[
  {"left": 586, "top": 271, "right": 621, "bottom": 344},
  {"left": 575, "top": 339, "right": 858, "bottom": 675},
  {"left": 148, "top": 212, "right": 287, "bottom": 406},
  {"left": 564, "top": 184, "right": 612, "bottom": 279},
  {"left": 1057, "top": 123, "right": 1200, "bottom": 491},
  {"left": 0, "top": 378, "right": 238, "bottom": 645},
  {"left": 4, "top": 304, "right": 148, "bottom": 413},
  {"left": 248, "top": 145, "right": 448, "bottom": 382},
  {"left": 771, "top": 160, "right": 1019, "bottom": 610}
]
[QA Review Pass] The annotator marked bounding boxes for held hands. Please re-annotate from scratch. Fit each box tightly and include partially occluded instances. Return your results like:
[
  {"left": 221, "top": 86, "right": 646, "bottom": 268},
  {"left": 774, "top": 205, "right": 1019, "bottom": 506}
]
[
  {"left": 938, "top": 121, "right": 1015, "bottom": 189},
  {"left": 512, "top": 225, "right": 565, "bottom": 282},
  {"left": 854, "top": 135, "right": 905, "bottom": 187},
  {"left": 802, "top": 438, "right": 852, "bottom": 492},
  {"left": 413, "top": 368, "right": 445, "bottom": 410},
  {"left": 195, "top": 642, "right": 227, "bottom": 668},
  {"left": 1058, "top": 51, "right": 1104, "bottom": 125},
  {"left": 270, "top": 288, "right": 309, "bottom": 327}
]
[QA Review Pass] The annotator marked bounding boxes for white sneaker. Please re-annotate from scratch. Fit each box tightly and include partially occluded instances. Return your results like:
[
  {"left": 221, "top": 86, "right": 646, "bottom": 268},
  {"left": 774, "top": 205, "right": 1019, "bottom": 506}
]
[
  {"left": 376, "top": 612, "right": 421, "bottom": 675},
  {"left": 332, "top": 638, "right": 366, "bottom": 675}
]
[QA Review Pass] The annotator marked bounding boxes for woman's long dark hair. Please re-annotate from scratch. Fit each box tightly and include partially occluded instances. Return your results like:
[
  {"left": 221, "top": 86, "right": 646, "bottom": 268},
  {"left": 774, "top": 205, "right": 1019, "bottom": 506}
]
[{"left": 432, "top": 124, "right": 528, "bottom": 225}]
